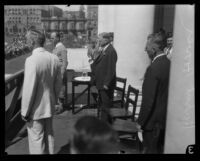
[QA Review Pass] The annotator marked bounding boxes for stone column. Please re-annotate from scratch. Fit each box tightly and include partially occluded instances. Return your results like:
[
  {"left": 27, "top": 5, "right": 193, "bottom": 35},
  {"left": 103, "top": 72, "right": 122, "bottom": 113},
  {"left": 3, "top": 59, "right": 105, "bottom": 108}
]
[
  {"left": 164, "top": 5, "right": 195, "bottom": 153},
  {"left": 98, "top": 5, "right": 116, "bottom": 34},
  {"left": 113, "top": 5, "right": 155, "bottom": 88}
]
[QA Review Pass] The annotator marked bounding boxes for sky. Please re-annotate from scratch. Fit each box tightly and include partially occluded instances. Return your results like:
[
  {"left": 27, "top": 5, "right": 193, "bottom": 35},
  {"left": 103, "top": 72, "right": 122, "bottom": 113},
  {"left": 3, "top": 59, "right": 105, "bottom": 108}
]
[{"left": 54, "top": 5, "right": 87, "bottom": 11}]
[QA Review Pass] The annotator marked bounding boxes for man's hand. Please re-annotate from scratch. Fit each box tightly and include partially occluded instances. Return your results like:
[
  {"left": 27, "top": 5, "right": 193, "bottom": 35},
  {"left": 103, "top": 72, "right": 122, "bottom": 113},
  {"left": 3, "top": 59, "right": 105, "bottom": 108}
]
[
  {"left": 55, "top": 105, "right": 63, "bottom": 114},
  {"left": 88, "top": 59, "right": 93, "bottom": 64},
  {"left": 103, "top": 85, "right": 108, "bottom": 90},
  {"left": 135, "top": 122, "right": 143, "bottom": 142}
]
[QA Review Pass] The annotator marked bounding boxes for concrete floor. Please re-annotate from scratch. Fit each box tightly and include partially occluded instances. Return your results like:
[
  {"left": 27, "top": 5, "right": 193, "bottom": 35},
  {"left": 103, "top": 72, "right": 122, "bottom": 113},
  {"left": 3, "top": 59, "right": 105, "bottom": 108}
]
[{"left": 5, "top": 106, "right": 139, "bottom": 154}]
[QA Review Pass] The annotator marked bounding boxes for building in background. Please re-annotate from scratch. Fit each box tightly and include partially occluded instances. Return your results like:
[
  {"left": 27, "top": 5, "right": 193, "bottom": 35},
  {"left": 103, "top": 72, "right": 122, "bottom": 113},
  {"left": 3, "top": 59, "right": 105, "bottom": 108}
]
[
  {"left": 41, "top": 5, "right": 87, "bottom": 36},
  {"left": 5, "top": 5, "right": 63, "bottom": 35},
  {"left": 4, "top": 5, "right": 98, "bottom": 43},
  {"left": 86, "top": 5, "right": 98, "bottom": 40},
  {"left": 4, "top": 5, "right": 42, "bottom": 35}
]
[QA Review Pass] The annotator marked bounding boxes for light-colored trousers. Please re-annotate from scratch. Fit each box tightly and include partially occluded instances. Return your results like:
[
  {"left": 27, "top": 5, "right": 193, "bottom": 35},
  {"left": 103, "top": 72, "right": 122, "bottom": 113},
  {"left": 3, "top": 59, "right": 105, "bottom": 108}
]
[{"left": 27, "top": 117, "right": 54, "bottom": 154}]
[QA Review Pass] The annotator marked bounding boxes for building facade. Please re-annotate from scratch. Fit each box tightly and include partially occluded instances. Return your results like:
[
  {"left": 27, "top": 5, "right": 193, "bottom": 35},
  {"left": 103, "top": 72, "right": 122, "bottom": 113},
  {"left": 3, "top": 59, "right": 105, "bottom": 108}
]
[
  {"left": 41, "top": 17, "right": 87, "bottom": 36},
  {"left": 86, "top": 5, "right": 98, "bottom": 39},
  {"left": 4, "top": 5, "right": 63, "bottom": 35},
  {"left": 41, "top": 7, "right": 87, "bottom": 36},
  {"left": 4, "top": 5, "right": 42, "bottom": 35},
  {"left": 4, "top": 5, "right": 95, "bottom": 41}
]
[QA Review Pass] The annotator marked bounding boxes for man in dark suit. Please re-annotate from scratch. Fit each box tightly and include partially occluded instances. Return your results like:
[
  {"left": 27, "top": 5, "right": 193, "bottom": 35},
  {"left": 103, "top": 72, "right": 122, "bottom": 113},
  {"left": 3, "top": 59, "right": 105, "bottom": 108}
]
[
  {"left": 91, "top": 32, "right": 118, "bottom": 124},
  {"left": 136, "top": 32, "right": 170, "bottom": 153}
]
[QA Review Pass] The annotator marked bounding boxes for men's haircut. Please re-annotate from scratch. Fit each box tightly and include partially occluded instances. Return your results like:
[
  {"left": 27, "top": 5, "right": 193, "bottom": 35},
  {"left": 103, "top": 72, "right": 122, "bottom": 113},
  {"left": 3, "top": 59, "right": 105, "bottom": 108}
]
[
  {"left": 108, "top": 32, "right": 114, "bottom": 38},
  {"left": 28, "top": 29, "right": 45, "bottom": 47},
  {"left": 71, "top": 116, "right": 119, "bottom": 154},
  {"left": 99, "top": 32, "right": 110, "bottom": 40},
  {"left": 148, "top": 32, "right": 167, "bottom": 51}
]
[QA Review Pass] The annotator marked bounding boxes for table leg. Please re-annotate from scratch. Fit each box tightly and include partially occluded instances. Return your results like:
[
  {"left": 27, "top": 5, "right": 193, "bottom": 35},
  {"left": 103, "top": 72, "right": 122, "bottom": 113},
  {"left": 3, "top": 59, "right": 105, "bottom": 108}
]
[
  {"left": 72, "top": 82, "right": 75, "bottom": 114},
  {"left": 88, "top": 84, "right": 90, "bottom": 108}
]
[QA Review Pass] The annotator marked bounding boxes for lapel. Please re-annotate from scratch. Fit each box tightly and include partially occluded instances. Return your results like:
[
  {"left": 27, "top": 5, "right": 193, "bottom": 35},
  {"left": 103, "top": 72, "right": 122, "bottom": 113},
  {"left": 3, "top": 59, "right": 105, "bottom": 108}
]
[
  {"left": 93, "top": 50, "right": 104, "bottom": 64},
  {"left": 93, "top": 44, "right": 112, "bottom": 65},
  {"left": 104, "top": 44, "right": 112, "bottom": 54}
]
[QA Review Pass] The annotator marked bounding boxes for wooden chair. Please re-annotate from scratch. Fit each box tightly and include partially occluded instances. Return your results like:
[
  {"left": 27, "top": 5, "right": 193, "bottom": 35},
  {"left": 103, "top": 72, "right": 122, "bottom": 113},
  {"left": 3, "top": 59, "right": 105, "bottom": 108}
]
[
  {"left": 112, "top": 77, "right": 127, "bottom": 108},
  {"left": 110, "top": 85, "right": 139, "bottom": 121},
  {"left": 96, "top": 77, "right": 127, "bottom": 118},
  {"left": 111, "top": 85, "right": 141, "bottom": 153},
  {"left": 112, "top": 118, "right": 142, "bottom": 154}
]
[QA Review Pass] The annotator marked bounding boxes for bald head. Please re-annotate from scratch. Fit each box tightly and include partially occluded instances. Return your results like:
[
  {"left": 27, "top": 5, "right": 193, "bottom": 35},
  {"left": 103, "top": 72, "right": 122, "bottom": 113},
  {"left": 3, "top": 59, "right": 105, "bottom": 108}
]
[{"left": 50, "top": 32, "right": 60, "bottom": 47}]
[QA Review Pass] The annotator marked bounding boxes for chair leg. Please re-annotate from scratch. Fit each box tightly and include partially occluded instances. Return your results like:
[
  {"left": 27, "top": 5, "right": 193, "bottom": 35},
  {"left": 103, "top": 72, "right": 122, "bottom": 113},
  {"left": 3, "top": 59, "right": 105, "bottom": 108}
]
[{"left": 96, "top": 95, "right": 101, "bottom": 118}]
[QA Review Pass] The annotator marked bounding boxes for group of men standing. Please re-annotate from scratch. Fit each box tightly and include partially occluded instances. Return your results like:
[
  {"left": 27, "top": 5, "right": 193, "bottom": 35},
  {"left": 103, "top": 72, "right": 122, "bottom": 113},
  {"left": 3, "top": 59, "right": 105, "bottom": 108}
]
[
  {"left": 20, "top": 27, "right": 170, "bottom": 154},
  {"left": 21, "top": 29, "right": 118, "bottom": 154}
]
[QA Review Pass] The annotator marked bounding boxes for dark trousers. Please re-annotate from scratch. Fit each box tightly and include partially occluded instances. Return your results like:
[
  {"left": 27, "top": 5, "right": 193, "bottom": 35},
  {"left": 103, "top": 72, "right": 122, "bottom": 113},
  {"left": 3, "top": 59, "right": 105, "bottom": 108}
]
[
  {"left": 98, "top": 88, "right": 114, "bottom": 124},
  {"left": 59, "top": 70, "right": 68, "bottom": 106},
  {"left": 142, "top": 128, "right": 165, "bottom": 154}
]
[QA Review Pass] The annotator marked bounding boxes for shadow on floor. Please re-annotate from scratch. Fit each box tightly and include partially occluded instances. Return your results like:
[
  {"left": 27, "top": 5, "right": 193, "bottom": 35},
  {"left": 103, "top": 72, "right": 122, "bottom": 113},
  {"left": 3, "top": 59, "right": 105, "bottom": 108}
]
[
  {"left": 5, "top": 127, "right": 28, "bottom": 149},
  {"left": 118, "top": 138, "right": 141, "bottom": 154},
  {"left": 56, "top": 139, "right": 140, "bottom": 154},
  {"left": 57, "top": 143, "right": 71, "bottom": 154}
]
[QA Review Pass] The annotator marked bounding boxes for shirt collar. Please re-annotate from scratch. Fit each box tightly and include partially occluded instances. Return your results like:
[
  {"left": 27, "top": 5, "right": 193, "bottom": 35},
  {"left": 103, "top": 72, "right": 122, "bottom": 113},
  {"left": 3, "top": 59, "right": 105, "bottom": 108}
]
[
  {"left": 55, "top": 42, "right": 63, "bottom": 48},
  {"left": 102, "top": 43, "right": 110, "bottom": 54},
  {"left": 32, "top": 47, "right": 45, "bottom": 54},
  {"left": 152, "top": 53, "right": 166, "bottom": 63}
]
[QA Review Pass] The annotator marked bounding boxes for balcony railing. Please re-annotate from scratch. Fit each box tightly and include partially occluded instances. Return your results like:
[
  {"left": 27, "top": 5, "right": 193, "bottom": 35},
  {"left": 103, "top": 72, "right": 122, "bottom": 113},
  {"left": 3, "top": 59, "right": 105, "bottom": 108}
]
[
  {"left": 5, "top": 70, "right": 25, "bottom": 147},
  {"left": 4, "top": 69, "right": 84, "bottom": 147}
]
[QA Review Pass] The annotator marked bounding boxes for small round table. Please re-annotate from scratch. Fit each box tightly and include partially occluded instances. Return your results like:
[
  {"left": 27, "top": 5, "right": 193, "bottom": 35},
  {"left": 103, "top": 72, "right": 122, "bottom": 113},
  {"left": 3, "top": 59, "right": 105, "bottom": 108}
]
[{"left": 71, "top": 76, "right": 91, "bottom": 114}]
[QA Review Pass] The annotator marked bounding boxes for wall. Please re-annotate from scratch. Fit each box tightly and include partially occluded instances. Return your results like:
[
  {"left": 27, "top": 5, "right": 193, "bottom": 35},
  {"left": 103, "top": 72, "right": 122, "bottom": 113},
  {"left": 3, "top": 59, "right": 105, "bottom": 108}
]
[
  {"left": 98, "top": 5, "right": 154, "bottom": 89},
  {"left": 164, "top": 5, "right": 195, "bottom": 153}
]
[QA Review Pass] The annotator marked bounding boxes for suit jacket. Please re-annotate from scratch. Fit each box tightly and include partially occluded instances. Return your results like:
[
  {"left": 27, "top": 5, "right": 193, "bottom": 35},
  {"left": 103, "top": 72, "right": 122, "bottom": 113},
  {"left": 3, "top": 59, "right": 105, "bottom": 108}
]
[
  {"left": 91, "top": 44, "right": 117, "bottom": 90},
  {"left": 52, "top": 42, "right": 68, "bottom": 78},
  {"left": 137, "top": 55, "right": 170, "bottom": 130},
  {"left": 21, "top": 47, "right": 62, "bottom": 120}
]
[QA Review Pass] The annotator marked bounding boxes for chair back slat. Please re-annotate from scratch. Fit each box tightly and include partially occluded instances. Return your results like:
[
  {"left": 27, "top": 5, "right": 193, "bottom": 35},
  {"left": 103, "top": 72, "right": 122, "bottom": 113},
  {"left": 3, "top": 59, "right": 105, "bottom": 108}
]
[
  {"left": 124, "top": 85, "right": 139, "bottom": 121},
  {"left": 113, "top": 77, "right": 127, "bottom": 108},
  {"left": 114, "top": 86, "right": 124, "bottom": 92}
]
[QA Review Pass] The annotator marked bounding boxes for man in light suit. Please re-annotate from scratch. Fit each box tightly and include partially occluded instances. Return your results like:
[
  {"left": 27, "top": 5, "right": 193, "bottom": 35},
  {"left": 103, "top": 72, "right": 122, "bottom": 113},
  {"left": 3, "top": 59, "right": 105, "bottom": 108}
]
[
  {"left": 50, "top": 32, "right": 68, "bottom": 112},
  {"left": 136, "top": 32, "right": 170, "bottom": 154},
  {"left": 91, "top": 32, "right": 118, "bottom": 124},
  {"left": 21, "top": 29, "right": 62, "bottom": 154}
]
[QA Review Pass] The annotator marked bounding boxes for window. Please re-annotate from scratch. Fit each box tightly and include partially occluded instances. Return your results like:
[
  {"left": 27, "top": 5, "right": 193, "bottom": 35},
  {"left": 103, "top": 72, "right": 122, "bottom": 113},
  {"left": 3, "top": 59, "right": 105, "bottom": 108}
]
[
  {"left": 10, "top": 28, "right": 12, "bottom": 33},
  {"left": 23, "top": 9, "right": 26, "bottom": 15}
]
